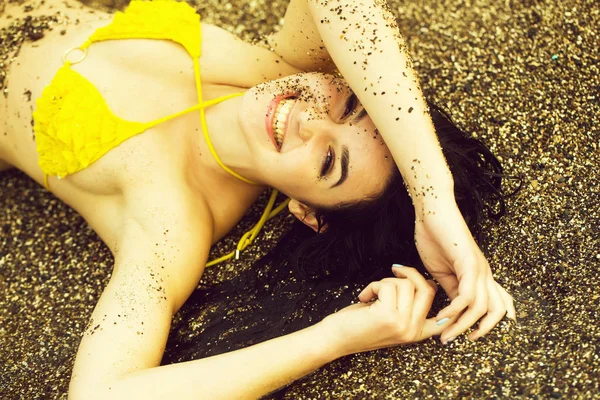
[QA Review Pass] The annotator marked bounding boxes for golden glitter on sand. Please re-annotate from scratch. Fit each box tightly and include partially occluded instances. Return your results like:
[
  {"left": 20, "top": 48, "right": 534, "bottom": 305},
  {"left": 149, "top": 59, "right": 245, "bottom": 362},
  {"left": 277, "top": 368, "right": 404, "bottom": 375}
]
[{"left": 1, "top": 0, "right": 599, "bottom": 398}]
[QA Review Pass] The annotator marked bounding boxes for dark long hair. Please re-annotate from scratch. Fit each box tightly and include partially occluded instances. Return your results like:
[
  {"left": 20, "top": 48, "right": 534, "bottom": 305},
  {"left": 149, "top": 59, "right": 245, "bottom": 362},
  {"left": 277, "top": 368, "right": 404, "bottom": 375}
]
[
  {"left": 288, "top": 102, "right": 505, "bottom": 282},
  {"left": 163, "top": 103, "right": 508, "bottom": 364}
]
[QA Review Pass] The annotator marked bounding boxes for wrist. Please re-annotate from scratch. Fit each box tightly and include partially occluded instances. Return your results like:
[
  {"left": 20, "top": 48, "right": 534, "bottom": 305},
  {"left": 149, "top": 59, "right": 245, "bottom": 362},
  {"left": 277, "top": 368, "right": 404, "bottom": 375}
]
[
  {"left": 313, "top": 318, "right": 351, "bottom": 360},
  {"left": 411, "top": 181, "right": 456, "bottom": 213}
]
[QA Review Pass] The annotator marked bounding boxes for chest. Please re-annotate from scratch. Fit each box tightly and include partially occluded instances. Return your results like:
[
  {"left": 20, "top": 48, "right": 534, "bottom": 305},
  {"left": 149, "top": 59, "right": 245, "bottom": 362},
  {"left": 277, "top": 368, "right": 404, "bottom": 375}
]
[{"left": 1, "top": 17, "right": 285, "bottom": 244}]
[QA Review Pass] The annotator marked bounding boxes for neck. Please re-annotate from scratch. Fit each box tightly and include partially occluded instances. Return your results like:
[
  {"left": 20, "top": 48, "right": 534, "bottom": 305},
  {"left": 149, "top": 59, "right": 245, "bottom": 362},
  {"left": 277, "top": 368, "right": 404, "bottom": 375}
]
[{"left": 187, "top": 88, "right": 264, "bottom": 188}]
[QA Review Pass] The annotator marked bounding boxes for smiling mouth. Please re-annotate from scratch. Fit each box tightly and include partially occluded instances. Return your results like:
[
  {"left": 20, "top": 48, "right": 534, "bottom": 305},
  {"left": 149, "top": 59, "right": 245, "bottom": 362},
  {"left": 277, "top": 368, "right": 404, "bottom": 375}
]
[{"left": 272, "top": 97, "right": 296, "bottom": 148}]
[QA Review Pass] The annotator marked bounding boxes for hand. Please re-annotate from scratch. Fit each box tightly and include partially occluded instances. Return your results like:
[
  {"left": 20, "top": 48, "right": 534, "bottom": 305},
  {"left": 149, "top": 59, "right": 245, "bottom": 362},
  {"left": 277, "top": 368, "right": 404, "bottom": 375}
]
[
  {"left": 414, "top": 203, "right": 516, "bottom": 344},
  {"left": 319, "top": 266, "right": 446, "bottom": 357}
]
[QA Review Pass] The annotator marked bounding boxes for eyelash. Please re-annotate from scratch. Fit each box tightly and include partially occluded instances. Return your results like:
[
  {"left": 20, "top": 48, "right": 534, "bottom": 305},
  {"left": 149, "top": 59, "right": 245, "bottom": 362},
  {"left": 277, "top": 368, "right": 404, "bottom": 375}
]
[
  {"left": 342, "top": 93, "right": 358, "bottom": 120},
  {"left": 320, "top": 147, "right": 334, "bottom": 177},
  {"left": 319, "top": 92, "right": 354, "bottom": 178}
]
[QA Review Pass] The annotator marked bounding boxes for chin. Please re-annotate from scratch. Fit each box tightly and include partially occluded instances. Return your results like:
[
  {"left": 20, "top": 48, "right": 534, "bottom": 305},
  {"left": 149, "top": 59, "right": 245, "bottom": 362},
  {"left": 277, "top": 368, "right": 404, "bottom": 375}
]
[
  {"left": 236, "top": 111, "right": 262, "bottom": 164},
  {"left": 239, "top": 91, "right": 274, "bottom": 151}
]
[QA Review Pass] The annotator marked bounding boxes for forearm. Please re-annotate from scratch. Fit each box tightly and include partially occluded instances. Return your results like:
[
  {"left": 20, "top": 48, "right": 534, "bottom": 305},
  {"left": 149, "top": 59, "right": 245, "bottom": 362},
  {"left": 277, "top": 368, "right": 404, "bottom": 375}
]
[
  {"left": 77, "top": 323, "right": 338, "bottom": 400},
  {"left": 268, "top": 0, "right": 334, "bottom": 72},
  {"left": 307, "top": 0, "right": 455, "bottom": 209}
]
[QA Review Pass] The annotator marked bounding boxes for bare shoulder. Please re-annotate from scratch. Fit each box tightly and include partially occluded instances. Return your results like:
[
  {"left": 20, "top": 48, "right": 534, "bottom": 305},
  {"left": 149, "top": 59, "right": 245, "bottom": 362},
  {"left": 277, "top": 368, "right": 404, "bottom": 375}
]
[{"left": 200, "top": 22, "right": 303, "bottom": 88}]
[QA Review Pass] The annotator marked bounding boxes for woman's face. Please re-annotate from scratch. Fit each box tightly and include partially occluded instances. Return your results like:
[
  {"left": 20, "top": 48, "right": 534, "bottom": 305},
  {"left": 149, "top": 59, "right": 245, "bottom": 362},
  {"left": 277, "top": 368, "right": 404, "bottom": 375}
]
[{"left": 239, "top": 73, "right": 394, "bottom": 207}]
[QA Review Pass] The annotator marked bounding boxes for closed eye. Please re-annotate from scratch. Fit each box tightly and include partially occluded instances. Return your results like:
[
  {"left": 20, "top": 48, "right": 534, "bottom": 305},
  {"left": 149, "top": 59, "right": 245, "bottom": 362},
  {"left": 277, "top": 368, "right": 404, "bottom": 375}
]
[
  {"left": 342, "top": 93, "right": 368, "bottom": 124},
  {"left": 342, "top": 93, "right": 358, "bottom": 120},
  {"left": 320, "top": 146, "right": 335, "bottom": 177}
]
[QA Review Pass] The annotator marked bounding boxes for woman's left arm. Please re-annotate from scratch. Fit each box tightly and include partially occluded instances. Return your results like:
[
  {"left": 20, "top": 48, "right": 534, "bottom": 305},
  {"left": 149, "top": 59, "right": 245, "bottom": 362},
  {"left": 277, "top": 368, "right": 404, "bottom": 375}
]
[{"left": 270, "top": 0, "right": 515, "bottom": 342}]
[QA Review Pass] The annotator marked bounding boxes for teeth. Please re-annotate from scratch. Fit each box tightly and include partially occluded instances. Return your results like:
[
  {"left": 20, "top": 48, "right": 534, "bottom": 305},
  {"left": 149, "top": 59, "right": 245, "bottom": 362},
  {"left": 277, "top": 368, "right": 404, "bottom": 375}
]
[{"left": 272, "top": 98, "right": 295, "bottom": 148}]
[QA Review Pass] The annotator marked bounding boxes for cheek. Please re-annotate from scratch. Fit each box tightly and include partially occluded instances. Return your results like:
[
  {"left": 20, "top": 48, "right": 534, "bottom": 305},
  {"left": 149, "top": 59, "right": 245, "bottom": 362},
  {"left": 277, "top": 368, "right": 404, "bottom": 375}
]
[
  {"left": 265, "top": 157, "right": 316, "bottom": 192},
  {"left": 358, "top": 125, "right": 388, "bottom": 154},
  {"left": 239, "top": 93, "right": 265, "bottom": 129}
]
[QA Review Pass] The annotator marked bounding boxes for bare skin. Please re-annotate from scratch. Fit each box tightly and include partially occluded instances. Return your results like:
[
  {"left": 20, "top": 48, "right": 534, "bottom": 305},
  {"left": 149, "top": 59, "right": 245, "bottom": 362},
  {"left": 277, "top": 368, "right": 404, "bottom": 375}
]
[
  {"left": 1, "top": 0, "right": 514, "bottom": 398},
  {"left": 0, "top": 0, "right": 299, "bottom": 247}
]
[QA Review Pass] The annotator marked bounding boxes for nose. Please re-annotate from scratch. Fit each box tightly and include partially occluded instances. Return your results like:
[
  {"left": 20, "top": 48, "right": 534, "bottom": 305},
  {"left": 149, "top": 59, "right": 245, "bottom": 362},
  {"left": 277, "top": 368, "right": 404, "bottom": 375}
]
[{"left": 296, "top": 105, "right": 331, "bottom": 143}]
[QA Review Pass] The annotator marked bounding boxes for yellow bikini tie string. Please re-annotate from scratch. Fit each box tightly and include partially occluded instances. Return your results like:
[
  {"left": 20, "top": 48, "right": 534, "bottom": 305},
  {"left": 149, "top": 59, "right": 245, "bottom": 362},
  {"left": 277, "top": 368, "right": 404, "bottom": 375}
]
[
  {"left": 205, "top": 191, "right": 290, "bottom": 267},
  {"left": 190, "top": 59, "right": 289, "bottom": 267},
  {"left": 192, "top": 59, "right": 256, "bottom": 185}
]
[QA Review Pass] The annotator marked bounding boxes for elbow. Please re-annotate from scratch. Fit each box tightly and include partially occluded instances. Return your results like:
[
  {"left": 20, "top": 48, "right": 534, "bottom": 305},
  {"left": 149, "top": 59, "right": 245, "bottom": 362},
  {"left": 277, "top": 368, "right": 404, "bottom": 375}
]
[{"left": 68, "top": 379, "right": 114, "bottom": 400}]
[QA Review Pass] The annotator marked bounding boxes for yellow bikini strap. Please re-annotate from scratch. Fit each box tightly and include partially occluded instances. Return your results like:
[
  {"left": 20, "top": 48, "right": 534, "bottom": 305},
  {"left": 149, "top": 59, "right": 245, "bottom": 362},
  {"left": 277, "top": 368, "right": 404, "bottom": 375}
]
[
  {"left": 192, "top": 59, "right": 257, "bottom": 185},
  {"left": 76, "top": 41, "right": 254, "bottom": 186},
  {"left": 205, "top": 191, "right": 290, "bottom": 267},
  {"left": 141, "top": 92, "right": 243, "bottom": 130}
]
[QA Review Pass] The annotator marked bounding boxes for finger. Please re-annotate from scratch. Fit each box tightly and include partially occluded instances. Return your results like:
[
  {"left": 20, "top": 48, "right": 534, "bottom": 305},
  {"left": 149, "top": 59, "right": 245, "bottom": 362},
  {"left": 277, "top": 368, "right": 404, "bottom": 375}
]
[
  {"left": 420, "top": 314, "right": 461, "bottom": 341},
  {"left": 498, "top": 284, "right": 517, "bottom": 321},
  {"left": 419, "top": 317, "right": 447, "bottom": 341},
  {"left": 362, "top": 282, "right": 397, "bottom": 311},
  {"left": 392, "top": 265, "right": 438, "bottom": 298},
  {"left": 469, "top": 310, "right": 507, "bottom": 341},
  {"left": 468, "top": 282, "right": 505, "bottom": 340},
  {"left": 410, "top": 280, "right": 438, "bottom": 325},
  {"left": 358, "top": 282, "right": 378, "bottom": 303},
  {"left": 440, "top": 280, "right": 488, "bottom": 343},
  {"left": 393, "top": 267, "right": 444, "bottom": 326},
  {"left": 395, "top": 279, "right": 415, "bottom": 321},
  {"left": 410, "top": 280, "right": 439, "bottom": 341},
  {"left": 435, "top": 271, "right": 477, "bottom": 322},
  {"left": 434, "top": 273, "right": 459, "bottom": 301},
  {"left": 391, "top": 265, "right": 429, "bottom": 291},
  {"left": 468, "top": 282, "right": 517, "bottom": 340},
  {"left": 358, "top": 281, "right": 392, "bottom": 302},
  {"left": 392, "top": 265, "right": 435, "bottom": 316},
  {"left": 376, "top": 283, "right": 399, "bottom": 311}
]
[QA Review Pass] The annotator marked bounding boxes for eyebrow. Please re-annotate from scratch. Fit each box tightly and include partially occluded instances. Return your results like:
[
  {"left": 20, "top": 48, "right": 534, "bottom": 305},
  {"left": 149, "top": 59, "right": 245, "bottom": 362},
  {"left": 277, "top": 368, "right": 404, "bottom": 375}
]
[{"left": 331, "top": 146, "right": 350, "bottom": 188}]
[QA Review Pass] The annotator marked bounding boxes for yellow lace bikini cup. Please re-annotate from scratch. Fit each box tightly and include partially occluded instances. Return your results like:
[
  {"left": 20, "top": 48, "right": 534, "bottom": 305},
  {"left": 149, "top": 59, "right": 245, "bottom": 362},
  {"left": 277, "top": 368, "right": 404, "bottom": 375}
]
[
  {"left": 33, "top": 0, "right": 288, "bottom": 266},
  {"left": 34, "top": 0, "right": 251, "bottom": 186}
]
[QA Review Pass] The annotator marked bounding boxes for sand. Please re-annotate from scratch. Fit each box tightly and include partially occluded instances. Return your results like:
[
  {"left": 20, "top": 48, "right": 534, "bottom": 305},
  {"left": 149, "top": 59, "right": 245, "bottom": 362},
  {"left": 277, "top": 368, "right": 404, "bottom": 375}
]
[{"left": 1, "top": 0, "right": 599, "bottom": 398}]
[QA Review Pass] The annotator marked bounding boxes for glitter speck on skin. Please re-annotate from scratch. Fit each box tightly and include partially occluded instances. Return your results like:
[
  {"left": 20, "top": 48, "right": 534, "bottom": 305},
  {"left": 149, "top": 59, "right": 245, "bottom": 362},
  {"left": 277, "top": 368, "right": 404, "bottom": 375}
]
[{"left": 1, "top": 0, "right": 599, "bottom": 399}]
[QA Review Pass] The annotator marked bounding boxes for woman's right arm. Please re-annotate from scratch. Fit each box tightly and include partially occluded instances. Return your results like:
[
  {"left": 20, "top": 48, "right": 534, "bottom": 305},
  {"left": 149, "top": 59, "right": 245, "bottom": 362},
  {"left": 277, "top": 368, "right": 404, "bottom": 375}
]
[
  {"left": 68, "top": 191, "right": 443, "bottom": 399},
  {"left": 72, "top": 258, "right": 441, "bottom": 399},
  {"left": 69, "top": 193, "right": 338, "bottom": 399}
]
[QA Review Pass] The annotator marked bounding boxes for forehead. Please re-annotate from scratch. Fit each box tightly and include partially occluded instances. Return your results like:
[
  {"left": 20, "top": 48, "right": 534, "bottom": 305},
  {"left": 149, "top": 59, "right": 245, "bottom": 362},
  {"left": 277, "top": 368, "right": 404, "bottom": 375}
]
[
  {"left": 340, "top": 122, "right": 394, "bottom": 199},
  {"left": 309, "top": 125, "right": 393, "bottom": 210}
]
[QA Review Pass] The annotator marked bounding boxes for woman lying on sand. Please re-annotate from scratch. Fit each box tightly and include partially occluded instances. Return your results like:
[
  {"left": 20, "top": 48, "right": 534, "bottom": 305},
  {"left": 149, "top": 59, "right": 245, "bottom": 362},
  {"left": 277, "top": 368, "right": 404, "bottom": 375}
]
[{"left": 0, "top": 0, "right": 515, "bottom": 397}]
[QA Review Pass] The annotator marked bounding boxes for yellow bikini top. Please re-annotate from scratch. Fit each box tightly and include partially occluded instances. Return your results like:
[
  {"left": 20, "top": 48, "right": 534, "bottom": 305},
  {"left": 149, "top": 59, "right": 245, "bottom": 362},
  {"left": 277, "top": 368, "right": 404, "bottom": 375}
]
[
  {"left": 33, "top": 0, "right": 287, "bottom": 266},
  {"left": 34, "top": 0, "right": 250, "bottom": 186}
]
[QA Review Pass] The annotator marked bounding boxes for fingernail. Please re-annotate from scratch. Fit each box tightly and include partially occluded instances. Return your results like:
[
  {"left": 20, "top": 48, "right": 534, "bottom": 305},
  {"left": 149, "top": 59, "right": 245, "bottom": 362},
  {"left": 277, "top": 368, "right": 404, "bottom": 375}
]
[
  {"left": 392, "top": 264, "right": 405, "bottom": 276},
  {"left": 443, "top": 336, "right": 455, "bottom": 345},
  {"left": 436, "top": 318, "right": 450, "bottom": 326}
]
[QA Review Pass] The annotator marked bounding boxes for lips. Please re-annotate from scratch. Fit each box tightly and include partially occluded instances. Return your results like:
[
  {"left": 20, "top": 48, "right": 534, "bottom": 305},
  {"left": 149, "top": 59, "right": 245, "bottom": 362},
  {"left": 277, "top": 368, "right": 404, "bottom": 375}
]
[{"left": 265, "top": 93, "right": 296, "bottom": 152}]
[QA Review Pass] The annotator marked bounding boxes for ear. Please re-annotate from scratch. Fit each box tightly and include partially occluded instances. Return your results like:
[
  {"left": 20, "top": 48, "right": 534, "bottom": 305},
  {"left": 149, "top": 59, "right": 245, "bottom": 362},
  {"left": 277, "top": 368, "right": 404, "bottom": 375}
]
[{"left": 288, "top": 199, "right": 327, "bottom": 233}]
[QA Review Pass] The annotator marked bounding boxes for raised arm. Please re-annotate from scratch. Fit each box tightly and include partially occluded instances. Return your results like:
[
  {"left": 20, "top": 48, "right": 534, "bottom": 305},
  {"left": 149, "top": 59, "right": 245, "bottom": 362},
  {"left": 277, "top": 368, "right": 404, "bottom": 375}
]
[
  {"left": 270, "top": 0, "right": 515, "bottom": 342},
  {"left": 271, "top": 0, "right": 451, "bottom": 214}
]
